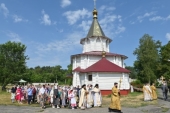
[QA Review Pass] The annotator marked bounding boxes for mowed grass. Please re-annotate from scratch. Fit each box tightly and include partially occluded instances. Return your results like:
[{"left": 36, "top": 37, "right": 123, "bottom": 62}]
[
  {"left": 0, "top": 90, "right": 39, "bottom": 107},
  {"left": 102, "top": 92, "right": 157, "bottom": 108}
]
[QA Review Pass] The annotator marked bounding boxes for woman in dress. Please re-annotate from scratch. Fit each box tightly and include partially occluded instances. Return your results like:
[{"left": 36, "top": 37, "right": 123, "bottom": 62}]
[
  {"left": 68, "top": 87, "right": 77, "bottom": 109},
  {"left": 15, "top": 86, "right": 23, "bottom": 104},
  {"left": 50, "top": 86, "right": 54, "bottom": 108},
  {"left": 61, "top": 87, "right": 67, "bottom": 107}
]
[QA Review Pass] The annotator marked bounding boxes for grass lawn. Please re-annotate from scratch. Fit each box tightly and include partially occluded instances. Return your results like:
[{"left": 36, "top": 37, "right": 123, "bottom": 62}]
[
  {"left": 0, "top": 91, "right": 39, "bottom": 107},
  {"left": 102, "top": 92, "right": 157, "bottom": 108}
]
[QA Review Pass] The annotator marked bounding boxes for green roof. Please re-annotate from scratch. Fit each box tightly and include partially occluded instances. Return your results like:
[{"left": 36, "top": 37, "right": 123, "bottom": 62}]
[{"left": 86, "top": 9, "right": 105, "bottom": 37}]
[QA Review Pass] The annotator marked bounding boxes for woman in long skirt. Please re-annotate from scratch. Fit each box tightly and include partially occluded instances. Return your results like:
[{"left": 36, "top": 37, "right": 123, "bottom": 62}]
[{"left": 68, "top": 88, "right": 77, "bottom": 109}]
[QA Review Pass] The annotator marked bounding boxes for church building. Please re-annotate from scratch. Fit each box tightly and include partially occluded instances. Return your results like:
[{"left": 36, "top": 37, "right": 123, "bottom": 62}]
[{"left": 70, "top": 8, "right": 130, "bottom": 95}]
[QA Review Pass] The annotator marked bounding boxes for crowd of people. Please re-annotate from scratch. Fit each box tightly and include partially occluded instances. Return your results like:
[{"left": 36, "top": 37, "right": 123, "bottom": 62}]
[{"left": 10, "top": 84, "right": 103, "bottom": 110}]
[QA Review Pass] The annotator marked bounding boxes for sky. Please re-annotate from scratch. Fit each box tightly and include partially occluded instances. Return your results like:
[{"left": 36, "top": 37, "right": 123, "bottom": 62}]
[{"left": 0, "top": 0, "right": 170, "bottom": 69}]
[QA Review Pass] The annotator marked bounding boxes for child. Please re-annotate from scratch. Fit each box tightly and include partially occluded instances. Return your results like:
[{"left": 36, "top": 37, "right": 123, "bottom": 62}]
[{"left": 68, "top": 88, "right": 77, "bottom": 109}]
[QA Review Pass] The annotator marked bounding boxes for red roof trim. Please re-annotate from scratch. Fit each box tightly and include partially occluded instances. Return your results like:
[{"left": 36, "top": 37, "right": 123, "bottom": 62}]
[
  {"left": 71, "top": 51, "right": 128, "bottom": 59},
  {"left": 73, "top": 67, "right": 84, "bottom": 72}
]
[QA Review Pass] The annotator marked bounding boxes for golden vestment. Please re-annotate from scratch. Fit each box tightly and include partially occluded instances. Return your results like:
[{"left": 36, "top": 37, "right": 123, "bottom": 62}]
[
  {"left": 109, "top": 86, "right": 121, "bottom": 110},
  {"left": 150, "top": 85, "right": 157, "bottom": 100}
]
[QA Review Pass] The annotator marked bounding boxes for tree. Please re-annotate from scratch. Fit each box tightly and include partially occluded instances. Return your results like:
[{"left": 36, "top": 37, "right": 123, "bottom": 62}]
[
  {"left": 125, "top": 66, "right": 137, "bottom": 79},
  {"left": 133, "top": 34, "right": 161, "bottom": 83},
  {"left": 0, "top": 41, "right": 28, "bottom": 90},
  {"left": 158, "top": 41, "right": 170, "bottom": 80}
]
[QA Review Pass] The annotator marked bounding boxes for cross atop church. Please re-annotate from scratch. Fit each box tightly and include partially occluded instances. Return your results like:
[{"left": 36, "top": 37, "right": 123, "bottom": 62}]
[{"left": 94, "top": 0, "right": 96, "bottom": 9}]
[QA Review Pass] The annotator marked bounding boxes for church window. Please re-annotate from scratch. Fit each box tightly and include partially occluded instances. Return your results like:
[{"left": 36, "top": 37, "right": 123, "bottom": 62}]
[{"left": 88, "top": 75, "right": 92, "bottom": 81}]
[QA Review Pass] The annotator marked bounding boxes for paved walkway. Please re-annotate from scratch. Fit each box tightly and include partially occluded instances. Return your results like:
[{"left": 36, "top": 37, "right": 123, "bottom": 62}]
[{"left": 0, "top": 88, "right": 170, "bottom": 113}]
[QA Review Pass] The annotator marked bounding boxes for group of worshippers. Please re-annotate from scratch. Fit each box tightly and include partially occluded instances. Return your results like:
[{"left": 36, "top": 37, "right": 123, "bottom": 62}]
[
  {"left": 142, "top": 83, "right": 157, "bottom": 101},
  {"left": 10, "top": 83, "right": 123, "bottom": 112},
  {"left": 11, "top": 85, "right": 37, "bottom": 104},
  {"left": 50, "top": 84, "right": 103, "bottom": 110},
  {"left": 10, "top": 84, "right": 103, "bottom": 110}
]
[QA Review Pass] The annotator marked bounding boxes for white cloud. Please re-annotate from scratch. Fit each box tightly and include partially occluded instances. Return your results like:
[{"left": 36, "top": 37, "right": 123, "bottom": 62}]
[
  {"left": 40, "top": 10, "right": 51, "bottom": 25},
  {"left": 26, "top": 31, "right": 84, "bottom": 68},
  {"left": 115, "top": 25, "right": 126, "bottom": 34},
  {"left": 7, "top": 32, "right": 21, "bottom": 42},
  {"left": 129, "top": 21, "right": 135, "bottom": 24},
  {"left": 100, "top": 15, "right": 117, "bottom": 25},
  {"left": 78, "top": 20, "right": 92, "bottom": 33},
  {"left": 149, "top": 15, "right": 170, "bottom": 21},
  {"left": 99, "top": 5, "right": 116, "bottom": 15},
  {"left": 36, "top": 31, "right": 83, "bottom": 53},
  {"left": 0, "top": 3, "right": 9, "bottom": 17},
  {"left": 98, "top": 14, "right": 125, "bottom": 38},
  {"left": 137, "top": 12, "right": 156, "bottom": 22},
  {"left": 166, "top": 33, "right": 170, "bottom": 40},
  {"left": 61, "top": 0, "right": 71, "bottom": 8},
  {"left": 63, "top": 8, "right": 91, "bottom": 25},
  {"left": 13, "top": 15, "right": 28, "bottom": 23}
]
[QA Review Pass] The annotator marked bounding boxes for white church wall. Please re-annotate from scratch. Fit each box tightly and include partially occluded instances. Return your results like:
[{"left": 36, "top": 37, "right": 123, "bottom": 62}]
[
  {"left": 88, "top": 55, "right": 101, "bottom": 67},
  {"left": 73, "top": 72, "right": 130, "bottom": 90},
  {"left": 72, "top": 55, "right": 125, "bottom": 70},
  {"left": 97, "top": 72, "right": 130, "bottom": 90},
  {"left": 82, "top": 37, "right": 109, "bottom": 53},
  {"left": 106, "top": 56, "right": 123, "bottom": 67}
]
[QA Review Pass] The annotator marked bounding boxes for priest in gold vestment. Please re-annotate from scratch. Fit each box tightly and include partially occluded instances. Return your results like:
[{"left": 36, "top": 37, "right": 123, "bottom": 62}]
[
  {"left": 79, "top": 84, "right": 88, "bottom": 110},
  {"left": 150, "top": 83, "right": 157, "bottom": 100},
  {"left": 108, "top": 82, "right": 123, "bottom": 113}
]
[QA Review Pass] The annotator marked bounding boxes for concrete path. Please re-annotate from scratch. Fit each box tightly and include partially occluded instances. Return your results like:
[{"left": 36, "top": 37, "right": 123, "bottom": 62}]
[{"left": 0, "top": 88, "right": 170, "bottom": 113}]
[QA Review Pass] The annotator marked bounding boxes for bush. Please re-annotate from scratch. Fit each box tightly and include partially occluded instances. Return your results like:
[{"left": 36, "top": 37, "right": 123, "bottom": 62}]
[{"left": 131, "top": 80, "right": 143, "bottom": 88}]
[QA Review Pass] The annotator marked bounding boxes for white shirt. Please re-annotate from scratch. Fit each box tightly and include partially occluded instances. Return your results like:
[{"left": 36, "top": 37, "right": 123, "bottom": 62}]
[{"left": 39, "top": 87, "right": 46, "bottom": 95}]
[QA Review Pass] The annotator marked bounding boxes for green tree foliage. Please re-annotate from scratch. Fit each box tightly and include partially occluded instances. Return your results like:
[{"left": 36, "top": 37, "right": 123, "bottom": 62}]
[
  {"left": 0, "top": 41, "right": 28, "bottom": 90},
  {"left": 65, "top": 64, "right": 73, "bottom": 85},
  {"left": 24, "top": 64, "right": 72, "bottom": 85},
  {"left": 133, "top": 34, "right": 161, "bottom": 83},
  {"left": 158, "top": 41, "right": 170, "bottom": 80},
  {"left": 125, "top": 66, "right": 137, "bottom": 79}
]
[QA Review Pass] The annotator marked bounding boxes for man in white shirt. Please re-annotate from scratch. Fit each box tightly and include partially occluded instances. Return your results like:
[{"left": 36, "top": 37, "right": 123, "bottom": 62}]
[{"left": 39, "top": 85, "right": 46, "bottom": 109}]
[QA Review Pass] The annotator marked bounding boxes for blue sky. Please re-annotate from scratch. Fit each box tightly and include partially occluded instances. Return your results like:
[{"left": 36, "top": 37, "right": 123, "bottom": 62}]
[{"left": 0, "top": 0, "right": 170, "bottom": 69}]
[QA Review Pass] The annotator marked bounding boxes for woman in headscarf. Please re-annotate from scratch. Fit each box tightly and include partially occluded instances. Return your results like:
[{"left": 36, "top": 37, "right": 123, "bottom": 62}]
[
  {"left": 92, "top": 84, "right": 102, "bottom": 107},
  {"left": 53, "top": 86, "right": 60, "bottom": 108},
  {"left": 50, "top": 86, "right": 54, "bottom": 108},
  {"left": 68, "top": 87, "right": 77, "bottom": 109},
  {"left": 61, "top": 87, "right": 67, "bottom": 107}
]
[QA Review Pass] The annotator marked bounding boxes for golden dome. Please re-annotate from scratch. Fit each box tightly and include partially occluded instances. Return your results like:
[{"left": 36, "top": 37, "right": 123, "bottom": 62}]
[
  {"left": 93, "top": 9, "right": 98, "bottom": 19},
  {"left": 102, "top": 51, "right": 106, "bottom": 58}
]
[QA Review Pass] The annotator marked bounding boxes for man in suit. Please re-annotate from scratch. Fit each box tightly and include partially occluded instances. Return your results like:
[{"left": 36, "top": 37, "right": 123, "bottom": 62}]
[{"left": 161, "top": 81, "right": 168, "bottom": 101}]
